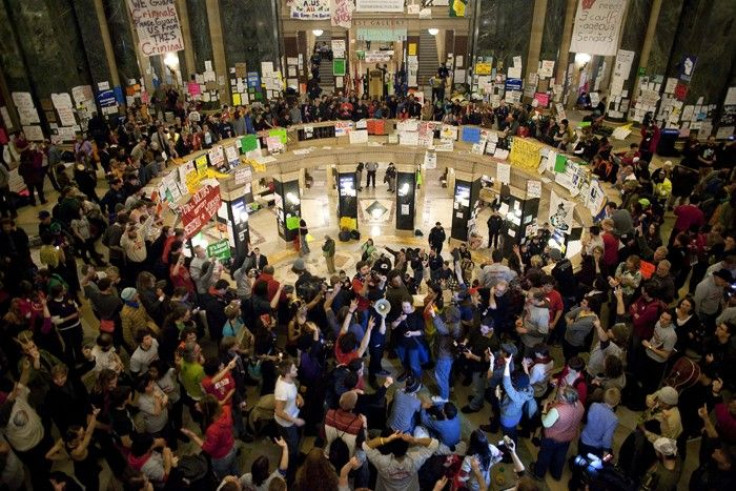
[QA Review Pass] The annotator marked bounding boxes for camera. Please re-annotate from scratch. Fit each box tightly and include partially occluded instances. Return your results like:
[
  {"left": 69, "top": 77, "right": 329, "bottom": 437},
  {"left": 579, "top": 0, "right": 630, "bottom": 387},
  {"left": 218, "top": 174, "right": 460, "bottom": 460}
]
[{"left": 569, "top": 453, "right": 635, "bottom": 491}]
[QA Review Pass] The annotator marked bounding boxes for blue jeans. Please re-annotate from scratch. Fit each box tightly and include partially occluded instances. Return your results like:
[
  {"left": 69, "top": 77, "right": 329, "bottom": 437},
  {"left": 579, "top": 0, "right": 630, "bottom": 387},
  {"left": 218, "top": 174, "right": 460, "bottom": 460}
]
[
  {"left": 211, "top": 445, "right": 239, "bottom": 480},
  {"left": 396, "top": 342, "right": 425, "bottom": 380},
  {"left": 500, "top": 423, "right": 518, "bottom": 445},
  {"left": 469, "top": 371, "right": 486, "bottom": 410},
  {"left": 434, "top": 357, "right": 453, "bottom": 400},
  {"left": 534, "top": 438, "right": 571, "bottom": 480}
]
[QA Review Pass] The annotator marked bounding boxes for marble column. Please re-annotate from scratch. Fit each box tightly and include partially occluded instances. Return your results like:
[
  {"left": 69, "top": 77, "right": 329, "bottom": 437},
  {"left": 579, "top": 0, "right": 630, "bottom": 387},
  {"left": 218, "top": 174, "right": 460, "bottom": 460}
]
[
  {"left": 555, "top": 0, "right": 577, "bottom": 86},
  {"left": 102, "top": 0, "right": 141, "bottom": 87},
  {"left": 539, "top": 0, "right": 568, "bottom": 62},
  {"left": 631, "top": 0, "right": 662, "bottom": 96},
  {"left": 92, "top": 0, "right": 120, "bottom": 89},
  {"left": 186, "top": 0, "right": 214, "bottom": 73},
  {"left": 526, "top": 0, "right": 548, "bottom": 81},
  {"left": 219, "top": 0, "right": 281, "bottom": 79},
  {"left": 474, "top": 0, "right": 533, "bottom": 71},
  {"left": 175, "top": 0, "right": 196, "bottom": 81},
  {"left": 0, "top": 0, "right": 30, "bottom": 130},
  {"left": 205, "top": 0, "right": 228, "bottom": 103}
]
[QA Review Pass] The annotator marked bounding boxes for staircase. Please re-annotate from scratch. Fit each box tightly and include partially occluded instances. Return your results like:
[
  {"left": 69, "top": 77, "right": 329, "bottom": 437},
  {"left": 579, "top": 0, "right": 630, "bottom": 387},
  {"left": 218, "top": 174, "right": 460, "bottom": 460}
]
[
  {"left": 314, "top": 33, "right": 335, "bottom": 91},
  {"left": 417, "top": 31, "right": 439, "bottom": 87}
]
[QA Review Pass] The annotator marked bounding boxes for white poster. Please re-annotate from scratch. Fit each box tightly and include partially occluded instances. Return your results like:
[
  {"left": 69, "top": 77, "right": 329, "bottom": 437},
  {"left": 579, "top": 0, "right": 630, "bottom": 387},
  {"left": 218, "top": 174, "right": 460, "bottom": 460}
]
[
  {"left": 424, "top": 150, "right": 437, "bottom": 169},
  {"left": 614, "top": 49, "right": 635, "bottom": 78},
  {"left": 539, "top": 60, "right": 555, "bottom": 78},
  {"left": 209, "top": 145, "right": 225, "bottom": 167},
  {"left": 570, "top": 0, "right": 627, "bottom": 56},
  {"left": 526, "top": 180, "right": 542, "bottom": 199},
  {"left": 22, "top": 125, "right": 44, "bottom": 142},
  {"left": 331, "top": 40, "right": 346, "bottom": 59},
  {"left": 440, "top": 124, "right": 458, "bottom": 140},
  {"left": 126, "top": 0, "right": 184, "bottom": 56},
  {"left": 399, "top": 131, "right": 419, "bottom": 146},
  {"left": 549, "top": 190, "right": 575, "bottom": 234},
  {"left": 11, "top": 92, "right": 39, "bottom": 125},
  {"left": 331, "top": 0, "right": 354, "bottom": 28},
  {"left": 356, "top": 0, "right": 405, "bottom": 12},
  {"left": 291, "top": 0, "right": 330, "bottom": 18},
  {"left": 496, "top": 163, "right": 511, "bottom": 184},
  {"left": 348, "top": 129, "right": 368, "bottom": 144}
]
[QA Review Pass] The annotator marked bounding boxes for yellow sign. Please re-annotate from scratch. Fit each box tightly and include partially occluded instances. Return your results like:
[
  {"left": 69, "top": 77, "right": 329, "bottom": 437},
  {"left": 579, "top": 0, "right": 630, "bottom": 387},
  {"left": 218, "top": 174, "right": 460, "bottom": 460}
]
[
  {"left": 185, "top": 168, "right": 200, "bottom": 194},
  {"left": 206, "top": 168, "right": 231, "bottom": 180},
  {"left": 408, "top": 43, "right": 417, "bottom": 56},
  {"left": 509, "top": 138, "right": 544, "bottom": 172},
  {"left": 475, "top": 62, "right": 492, "bottom": 76},
  {"left": 245, "top": 158, "right": 267, "bottom": 173},
  {"left": 195, "top": 155, "right": 208, "bottom": 178},
  {"left": 232, "top": 93, "right": 241, "bottom": 106}
]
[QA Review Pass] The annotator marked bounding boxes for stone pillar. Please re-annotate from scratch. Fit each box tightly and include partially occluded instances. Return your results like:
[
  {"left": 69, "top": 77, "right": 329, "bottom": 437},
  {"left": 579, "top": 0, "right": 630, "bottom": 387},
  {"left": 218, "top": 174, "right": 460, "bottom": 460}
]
[
  {"left": 175, "top": 0, "right": 196, "bottom": 81},
  {"left": 205, "top": 0, "right": 229, "bottom": 103},
  {"left": 631, "top": 0, "right": 663, "bottom": 98},
  {"left": 93, "top": 0, "right": 121, "bottom": 89},
  {"left": 555, "top": 0, "right": 577, "bottom": 88},
  {"left": 526, "top": 0, "right": 549, "bottom": 80}
]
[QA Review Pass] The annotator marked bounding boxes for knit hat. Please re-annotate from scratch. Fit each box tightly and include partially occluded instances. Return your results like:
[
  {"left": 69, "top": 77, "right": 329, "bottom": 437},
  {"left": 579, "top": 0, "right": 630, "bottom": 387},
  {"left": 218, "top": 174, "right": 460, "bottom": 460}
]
[
  {"left": 501, "top": 343, "right": 518, "bottom": 357},
  {"left": 548, "top": 248, "right": 562, "bottom": 261},
  {"left": 291, "top": 258, "right": 307, "bottom": 273},
  {"left": 121, "top": 287, "right": 137, "bottom": 302},
  {"left": 653, "top": 437, "right": 678, "bottom": 456},
  {"left": 339, "top": 390, "right": 358, "bottom": 411},
  {"left": 654, "top": 386, "right": 679, "bottom": 406},
  {"left": 638, "top": 198, "right": 651, "bottom": 207}
]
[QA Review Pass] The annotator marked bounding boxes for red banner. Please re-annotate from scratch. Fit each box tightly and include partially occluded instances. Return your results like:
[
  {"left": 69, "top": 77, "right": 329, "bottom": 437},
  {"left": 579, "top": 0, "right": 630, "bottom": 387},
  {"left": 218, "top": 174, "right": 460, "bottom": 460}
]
[
  {"left": 180, "top": 184, "right": 221, "bottom": 238},
  {"left": 367, "top": 119, "right": 385, "bottom": 135}
]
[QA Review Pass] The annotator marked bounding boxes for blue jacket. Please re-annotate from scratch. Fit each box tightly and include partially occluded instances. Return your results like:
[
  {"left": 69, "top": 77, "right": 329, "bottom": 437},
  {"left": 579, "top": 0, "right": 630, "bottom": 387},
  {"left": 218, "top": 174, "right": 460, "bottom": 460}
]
[
  {"left": 420, "top": 408, "right": 461, "bottom": 448},
  {"left": 499, "top": 374, "right": 536, "bottom": 427},
  {"left": 580, "top": 402, "right": 618, "bottom": 451}
]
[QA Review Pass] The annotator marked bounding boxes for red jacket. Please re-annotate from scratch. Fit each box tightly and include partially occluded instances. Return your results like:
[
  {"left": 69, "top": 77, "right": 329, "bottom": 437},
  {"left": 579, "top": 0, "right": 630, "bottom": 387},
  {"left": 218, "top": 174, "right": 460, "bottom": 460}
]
[
  {"left": 202, "top": 406, "right": 235, "bottom": 459},
  {"left": 629, "top": 297, "right": 664, "bottom": 339}
]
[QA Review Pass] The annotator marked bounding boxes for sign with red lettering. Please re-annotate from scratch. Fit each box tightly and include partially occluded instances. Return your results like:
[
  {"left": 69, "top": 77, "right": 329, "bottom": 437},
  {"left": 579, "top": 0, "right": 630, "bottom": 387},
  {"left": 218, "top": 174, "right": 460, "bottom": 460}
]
[
  {"left": 180, "top": 183, "right": 221, "bottom": 238},
  {"left": 127, "top": 0, "right": 184, "bottom": 57}
]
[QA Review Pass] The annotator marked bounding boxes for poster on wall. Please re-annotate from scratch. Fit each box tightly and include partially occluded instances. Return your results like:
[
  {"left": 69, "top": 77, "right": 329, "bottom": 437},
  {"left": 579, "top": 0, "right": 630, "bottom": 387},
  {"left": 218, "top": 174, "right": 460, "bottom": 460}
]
[
  {"left": 678, "top": 55, "right": 697, "bottom": 82},
  {"left": 11, "top": 92, "right": 40, "bottom": 125},
  {"left": 126, "top": 0, "right": 184, "bottom": 57},
  {"left": 549, "top": 190, "right": 575, "bottom": 234},
  {"left": 569, "top": 0, "right": 627, "bottom": 56},
  {"left": 356, "top": 0, "right": 405, "bottom": 12},
  {"left": 331, "top": 0, "right": 354, "bottom": 28},
  {"left": 290, "top": 0, "right": 330, "bottom": 19}
]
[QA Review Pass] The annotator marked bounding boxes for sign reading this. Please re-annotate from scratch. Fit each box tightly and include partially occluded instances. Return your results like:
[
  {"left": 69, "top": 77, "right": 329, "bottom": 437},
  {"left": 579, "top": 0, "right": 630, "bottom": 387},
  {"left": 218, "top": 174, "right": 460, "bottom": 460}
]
[{"left": 127, "top": 0, "right": 184, "bottom": 56}]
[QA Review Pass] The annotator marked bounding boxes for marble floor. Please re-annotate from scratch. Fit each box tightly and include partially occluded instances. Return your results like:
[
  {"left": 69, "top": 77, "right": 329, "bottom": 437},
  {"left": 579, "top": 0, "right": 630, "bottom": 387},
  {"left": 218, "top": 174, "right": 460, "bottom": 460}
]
[{"left": 10, "top": 124, "right": 702, "bottom": 490}]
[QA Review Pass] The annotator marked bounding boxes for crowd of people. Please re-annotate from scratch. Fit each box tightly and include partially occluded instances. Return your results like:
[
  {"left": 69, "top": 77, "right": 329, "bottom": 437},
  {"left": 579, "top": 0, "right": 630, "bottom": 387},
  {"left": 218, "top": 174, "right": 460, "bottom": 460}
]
[{"left": 0, "top": 83, "right": 735, "bottom": 491}]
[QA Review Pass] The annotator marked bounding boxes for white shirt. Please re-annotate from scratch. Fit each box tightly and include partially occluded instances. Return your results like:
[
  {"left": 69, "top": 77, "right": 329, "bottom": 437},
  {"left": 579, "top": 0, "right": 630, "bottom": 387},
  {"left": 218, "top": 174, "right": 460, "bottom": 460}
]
[{"left": 274, "top": 377, "right": 299, "bottom": 427}]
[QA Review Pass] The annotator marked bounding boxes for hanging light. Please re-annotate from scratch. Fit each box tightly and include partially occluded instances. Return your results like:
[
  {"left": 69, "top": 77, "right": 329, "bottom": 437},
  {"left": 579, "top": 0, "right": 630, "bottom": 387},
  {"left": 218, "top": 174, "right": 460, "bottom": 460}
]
[
  {"left": 312, "top": 29, "right": 324, "bottom": 37},
  {"left": 163, "top": 52, "right": 179, "bottom": 68},
  {"left": 574, "top": 53, "right": 591, "bottom": 65},
  {"left": 428, "top": 28, "right": 439, "bottom": 36}
]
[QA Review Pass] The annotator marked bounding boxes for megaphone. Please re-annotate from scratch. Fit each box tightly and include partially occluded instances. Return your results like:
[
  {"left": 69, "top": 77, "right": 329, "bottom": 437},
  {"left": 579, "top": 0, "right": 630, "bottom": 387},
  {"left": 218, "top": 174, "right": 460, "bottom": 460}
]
[{"left": 374, "top": 299, "right": 391, "bottom": 317}]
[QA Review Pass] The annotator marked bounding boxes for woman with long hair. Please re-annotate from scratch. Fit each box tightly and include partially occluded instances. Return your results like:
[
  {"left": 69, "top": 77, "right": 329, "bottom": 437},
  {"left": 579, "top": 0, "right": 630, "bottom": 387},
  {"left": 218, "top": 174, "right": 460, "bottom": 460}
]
[
  {"left": 180, "top": 394, "right": 238, "bottom": 480},
  {"left": 458, "top": 429, "right": 501, "bottom": 491},
  {"left": 294, "top": 448, "right": 339, "bottom": 491}
]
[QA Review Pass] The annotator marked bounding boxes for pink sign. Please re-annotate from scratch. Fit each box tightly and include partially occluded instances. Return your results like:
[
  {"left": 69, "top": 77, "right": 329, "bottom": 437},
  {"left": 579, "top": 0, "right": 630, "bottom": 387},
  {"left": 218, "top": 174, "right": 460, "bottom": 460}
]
[{"left": 534, "top": 92, "right": 550, "bottom": 108}]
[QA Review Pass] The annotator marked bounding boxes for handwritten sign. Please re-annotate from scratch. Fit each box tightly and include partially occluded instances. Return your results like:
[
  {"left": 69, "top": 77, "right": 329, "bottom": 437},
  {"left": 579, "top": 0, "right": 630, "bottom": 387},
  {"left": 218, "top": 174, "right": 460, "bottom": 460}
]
[
  {"left": 208, "top": 146, "right": 225, "bottom": 167},
  {"left": 291, "top": 0, "right": 330, "bottom": 19},
  {"left": 331, "top": 0, "right": 354, "bottom": 28},
  {"left": 126, "top": 0, "right": 184, "bottom": 57},
  {"left": 180, "top": 184, "right": 221, "bottom": 238},
  {"left": 510, "top": 138, "right": 544, "bottom": 172},
  {"left": 11, "top": 92, "right": 39, "bottom": 125},
  {"left": 569, "top": 0, "right": 626, "bottom": 56},
  {"left": 195, "top": 155, "right": 209, "bottom": 178}
]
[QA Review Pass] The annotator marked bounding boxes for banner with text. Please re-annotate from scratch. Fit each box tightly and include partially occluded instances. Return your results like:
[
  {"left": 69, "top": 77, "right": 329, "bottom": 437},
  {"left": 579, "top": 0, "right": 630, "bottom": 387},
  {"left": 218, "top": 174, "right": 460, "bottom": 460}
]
[
  {"left": 126, "top": 0, "right": 184, "bottom": 57},
  {"left": 331, "top": 0, "right": 354, "bottom": 27},
  {"left": 291, "top": 0, "right": 331, "bottom": 19},
  {"left": 569, "top": 0, "right": 627, "bottom": 56},
  {"left": 181, "top": 183, "right": 222, "bottom": 238}
]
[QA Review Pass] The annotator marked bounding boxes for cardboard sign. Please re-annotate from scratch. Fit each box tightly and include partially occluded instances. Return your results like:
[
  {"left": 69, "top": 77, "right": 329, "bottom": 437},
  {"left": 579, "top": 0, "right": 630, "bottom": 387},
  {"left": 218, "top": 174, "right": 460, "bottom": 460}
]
[{"left": 207, "top": 240, "right": 232, "bottom": 260}]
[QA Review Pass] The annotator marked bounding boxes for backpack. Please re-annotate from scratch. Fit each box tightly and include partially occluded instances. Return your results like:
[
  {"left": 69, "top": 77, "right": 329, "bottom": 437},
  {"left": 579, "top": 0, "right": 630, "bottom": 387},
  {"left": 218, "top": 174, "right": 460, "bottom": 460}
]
[{"left": 663, "top": 357, "right": 701, "bottom": 392}]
